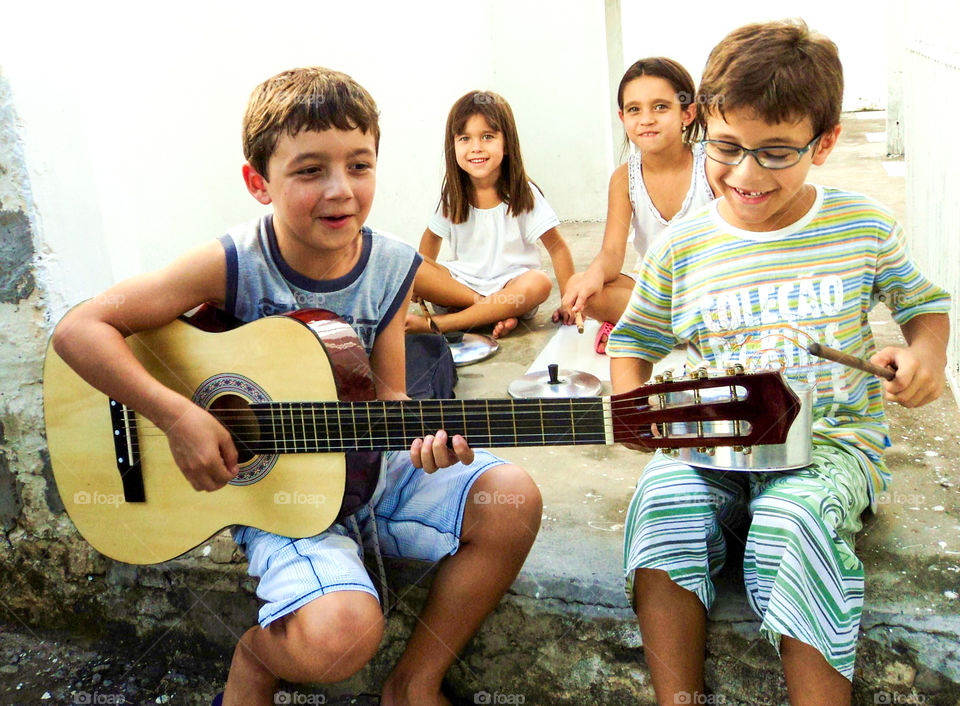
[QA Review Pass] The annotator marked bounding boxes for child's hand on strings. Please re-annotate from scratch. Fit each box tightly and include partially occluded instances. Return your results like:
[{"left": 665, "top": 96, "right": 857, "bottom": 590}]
[
  {"left": 410, "top": 429, "right": 475, "bottom": 473},
  {"left": 870, "top": 345, "right": 945, "bottom": 408}
]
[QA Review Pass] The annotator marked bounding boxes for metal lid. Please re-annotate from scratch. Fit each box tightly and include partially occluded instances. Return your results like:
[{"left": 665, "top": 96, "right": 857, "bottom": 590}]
[
  {"left": 449, "top": 333, "right": 500, "bottom": 367},
  {"left": 508, "top": 363, "right": 603, "bottom": 399}
]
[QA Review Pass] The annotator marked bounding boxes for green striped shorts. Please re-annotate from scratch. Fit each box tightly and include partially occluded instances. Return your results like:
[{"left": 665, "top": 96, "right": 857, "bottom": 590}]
[{"left": 623, "top": 444, "right": 871, "bottom": 679}]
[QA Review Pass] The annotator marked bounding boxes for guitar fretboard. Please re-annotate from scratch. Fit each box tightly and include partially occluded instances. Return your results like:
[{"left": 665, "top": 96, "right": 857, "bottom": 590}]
[{"left": 244, "top": 398, "right": 610, "bottom": 454}]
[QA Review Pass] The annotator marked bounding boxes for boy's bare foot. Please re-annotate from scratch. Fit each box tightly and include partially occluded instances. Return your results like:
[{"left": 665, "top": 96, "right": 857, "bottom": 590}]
[{"left": 492, "top": 317, "right": 518, "bottom": 338}]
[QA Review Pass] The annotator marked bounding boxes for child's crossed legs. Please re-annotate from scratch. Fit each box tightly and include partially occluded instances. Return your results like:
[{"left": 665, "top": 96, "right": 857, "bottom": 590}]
[
  {"left": 625, "top": 447, "right": 869, "bottom": 705},
  {"left": 406, "top": 258, "right": 551, "bottom": 338}
]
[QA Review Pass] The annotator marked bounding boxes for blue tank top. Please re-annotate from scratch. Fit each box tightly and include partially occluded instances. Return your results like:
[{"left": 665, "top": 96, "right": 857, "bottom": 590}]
[{"left": 219, "top": 214, "right": 421, "bottom": 354}]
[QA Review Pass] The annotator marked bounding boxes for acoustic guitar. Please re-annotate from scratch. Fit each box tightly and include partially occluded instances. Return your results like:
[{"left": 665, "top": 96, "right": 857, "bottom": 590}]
[{"left": 43, "top": 307, "right": 800, "bottom": 564}]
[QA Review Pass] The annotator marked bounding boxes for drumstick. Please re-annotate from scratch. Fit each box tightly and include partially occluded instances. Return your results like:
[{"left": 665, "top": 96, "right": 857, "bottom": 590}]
[
  {"left": 417, "top": 299, "right": 442, "bottom": 335},
  {"left": 574, "top": 312, "right": 584, "bottom": 334},
  {"left": 806, "top": 342, "right": 896, "bottom": 381}
]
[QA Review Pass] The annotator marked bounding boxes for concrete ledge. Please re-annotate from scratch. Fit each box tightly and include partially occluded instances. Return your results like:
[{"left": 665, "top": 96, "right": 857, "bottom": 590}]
[{"left": 4, "top": 514, "right": 958, "bottom": 706}]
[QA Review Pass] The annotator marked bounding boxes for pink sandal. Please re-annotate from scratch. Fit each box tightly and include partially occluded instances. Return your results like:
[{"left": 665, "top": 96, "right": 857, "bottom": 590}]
[{"left": 595, "top": 321, "right": 615, "bottom": 354}]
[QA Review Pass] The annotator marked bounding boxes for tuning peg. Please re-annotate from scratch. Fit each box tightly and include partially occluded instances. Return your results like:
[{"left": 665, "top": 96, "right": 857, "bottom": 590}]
[
  {"left": 741, "top": 447, "right": 752, "bottom": 455},
  {"left": 654, "top": 374, "right": 664, "bottom": 383},
  {"left": 694, "top": 368, "right": 709, "bottom": 379},
  {"left": 732, "top": 446, "right": 743, "bottom": 452},
  {"left": 725, "top": 366, "right": 736, "bottom": 376},
  {"left": 663, "top": 370, "right": 674, "bottom": 382},
  {"left": 734, "top": 363, "right": 744, "bottom": 374}
]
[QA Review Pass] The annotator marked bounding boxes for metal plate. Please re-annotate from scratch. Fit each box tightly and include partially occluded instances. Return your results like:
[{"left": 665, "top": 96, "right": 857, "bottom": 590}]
[
  {"left": 508, "top": 368, "right": 603, "bottom": 399},
  {"left": 449, "top": 333, "right": 500, "bottom": 367}
]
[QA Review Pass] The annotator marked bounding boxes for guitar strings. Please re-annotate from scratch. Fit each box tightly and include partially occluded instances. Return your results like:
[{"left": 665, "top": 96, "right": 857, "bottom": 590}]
[
  {"left": 122, "top": 376, "right": 768, "bottom": 438},
  {"left": 125, "top": 393, "right": 744, "bottom": 425},
  {"left": 125, "top": 390, "right": 761, "bottom": 446}
]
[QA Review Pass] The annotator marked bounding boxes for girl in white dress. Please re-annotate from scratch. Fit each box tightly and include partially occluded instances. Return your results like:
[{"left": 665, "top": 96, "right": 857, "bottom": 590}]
[
  {"left": 406, "top": 90, "right": 574, "bottom": 338},
  {"left": 559, "top": 57, "right": 716, "bottom": 352}
]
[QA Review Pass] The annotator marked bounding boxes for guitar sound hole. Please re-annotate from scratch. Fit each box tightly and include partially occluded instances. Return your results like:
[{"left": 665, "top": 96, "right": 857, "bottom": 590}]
[{"left": 209, "top": 394, "right": 261, "bottom": 464}]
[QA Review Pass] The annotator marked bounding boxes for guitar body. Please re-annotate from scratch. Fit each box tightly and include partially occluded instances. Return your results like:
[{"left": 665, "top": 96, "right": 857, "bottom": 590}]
[{"left": 43, "top": 309, "right": 378, "bottom": 565}]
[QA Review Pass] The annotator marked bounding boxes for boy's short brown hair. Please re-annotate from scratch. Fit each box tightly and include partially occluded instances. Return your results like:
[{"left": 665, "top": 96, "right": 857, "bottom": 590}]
[
  {"left": 242, "top": 67, "right": 380, "bottom": 178},
  {"left": 697, "top": 19, "right": 843, "bottom": 138}
]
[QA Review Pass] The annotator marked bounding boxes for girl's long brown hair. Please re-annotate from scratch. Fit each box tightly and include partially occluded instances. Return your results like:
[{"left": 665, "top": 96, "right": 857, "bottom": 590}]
[{"left": 440, "top": 91, "right": 534, "bottom": 224}]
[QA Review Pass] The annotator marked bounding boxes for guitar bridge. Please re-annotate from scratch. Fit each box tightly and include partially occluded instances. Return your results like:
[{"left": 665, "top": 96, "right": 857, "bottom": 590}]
[{"left": 109, "top": 398, "right": 145, "bottom": 503}]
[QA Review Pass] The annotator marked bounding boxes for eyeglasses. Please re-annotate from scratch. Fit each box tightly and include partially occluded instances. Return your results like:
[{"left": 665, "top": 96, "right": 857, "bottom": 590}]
[{"left": 701, "top": 134, "right": 822, "bottom": 170}]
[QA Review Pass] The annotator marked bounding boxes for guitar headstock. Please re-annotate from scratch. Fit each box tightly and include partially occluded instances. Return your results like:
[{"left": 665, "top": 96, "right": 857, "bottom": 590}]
[{"left": 610, "top": 368, "right": 801, "bottom": 450}]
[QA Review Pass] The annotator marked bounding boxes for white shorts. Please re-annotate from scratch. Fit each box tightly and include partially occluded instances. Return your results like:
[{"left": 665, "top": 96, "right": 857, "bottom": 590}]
[{"left": 232, "top": 449, "right": 507, "bottom": 627}]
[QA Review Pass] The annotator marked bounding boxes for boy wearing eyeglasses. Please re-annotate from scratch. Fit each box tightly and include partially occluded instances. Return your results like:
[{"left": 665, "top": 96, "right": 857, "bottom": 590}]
[{"left": 607, "top": 19, "right": 951, "bottom": 706}]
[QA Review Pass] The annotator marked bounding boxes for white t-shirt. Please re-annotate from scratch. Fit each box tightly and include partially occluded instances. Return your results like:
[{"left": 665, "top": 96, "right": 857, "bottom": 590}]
[{"left": 427, "top": 183, "right": 560, "bottom": 296}]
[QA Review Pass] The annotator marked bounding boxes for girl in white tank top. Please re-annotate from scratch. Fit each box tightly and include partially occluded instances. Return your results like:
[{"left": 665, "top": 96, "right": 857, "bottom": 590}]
[
  {"left": 557, "top": 58, "right": 716, "bottom": 352},
  {"left": 627, "top": 140, "right": 714, "bottom": 265}
]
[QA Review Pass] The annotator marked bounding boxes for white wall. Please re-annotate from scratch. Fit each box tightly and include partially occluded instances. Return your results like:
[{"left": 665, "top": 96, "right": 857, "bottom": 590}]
[
  {"left": 1, "top": 0, "right": 612, "bottom": 301},
  {"left": 620, "top": 1, "right": 888, "bottom": 112},
  {"left": 3, "top": 0, "right": 897, "bottom": 307},
  {"left": 900, "top": 2, "right": 960, "bottom": 393}
]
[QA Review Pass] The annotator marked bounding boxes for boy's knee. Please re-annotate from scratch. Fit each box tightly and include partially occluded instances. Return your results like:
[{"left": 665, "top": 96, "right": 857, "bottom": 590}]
[
  {"left": 479, "top": 464, "right": 542, "bottom": 509},
  {"left": 468, "top": 465, "right": 542, "bottom": 535},
  {"left": 280, "top": 593, "right": 383, "bottom": 681}
]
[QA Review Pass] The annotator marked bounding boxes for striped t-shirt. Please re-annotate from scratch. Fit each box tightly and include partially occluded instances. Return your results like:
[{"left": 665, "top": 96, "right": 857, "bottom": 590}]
[{"left": 607, "top": 185, "right": 951, "bottom": 496}]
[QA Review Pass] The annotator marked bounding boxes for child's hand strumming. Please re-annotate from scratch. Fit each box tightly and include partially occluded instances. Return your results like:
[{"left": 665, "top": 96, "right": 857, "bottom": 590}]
[{"left": 165, "top": 403, "right": 240, "bottom": 491}]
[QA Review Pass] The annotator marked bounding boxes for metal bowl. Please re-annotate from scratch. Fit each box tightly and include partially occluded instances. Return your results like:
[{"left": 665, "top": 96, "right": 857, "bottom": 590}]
[
  {"left": 449, "top": 333, "right": 500, "bottom": 367},
  {"left": 666, "top": 377, "right": 813, "bottom": 472}
]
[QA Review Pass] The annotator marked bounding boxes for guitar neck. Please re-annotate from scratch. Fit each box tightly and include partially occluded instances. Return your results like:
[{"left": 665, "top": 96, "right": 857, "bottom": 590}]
[{"left": 246, "top": 398, "right": 612, "bottom": 454}]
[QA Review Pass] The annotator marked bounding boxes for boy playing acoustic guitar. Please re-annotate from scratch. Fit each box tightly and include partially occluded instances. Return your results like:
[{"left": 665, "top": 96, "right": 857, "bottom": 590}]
[
  {"left": 608, "top": 20, "right": 951, "bottom": 706},
  {"left": 52, "top": 67, "right": 542, "bottom": 706}
]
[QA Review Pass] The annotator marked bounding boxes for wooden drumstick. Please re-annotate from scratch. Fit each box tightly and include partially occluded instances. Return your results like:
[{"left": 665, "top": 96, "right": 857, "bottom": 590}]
[
  {"left": 806, "top": 342, "right": 896, "bottom": 381},
  {"left": 574, "top": 312, "right": 584, "bottom": 334}
]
